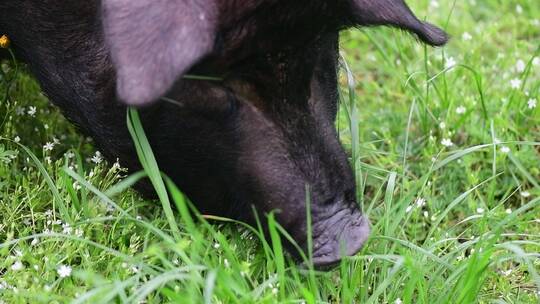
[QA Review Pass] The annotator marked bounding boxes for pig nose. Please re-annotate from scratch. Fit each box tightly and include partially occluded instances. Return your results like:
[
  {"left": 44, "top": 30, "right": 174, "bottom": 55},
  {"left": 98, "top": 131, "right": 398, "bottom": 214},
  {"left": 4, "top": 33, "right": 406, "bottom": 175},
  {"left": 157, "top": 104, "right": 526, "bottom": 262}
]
[{"left": 310, "top": 204, "right": 370, "bottom": 268}]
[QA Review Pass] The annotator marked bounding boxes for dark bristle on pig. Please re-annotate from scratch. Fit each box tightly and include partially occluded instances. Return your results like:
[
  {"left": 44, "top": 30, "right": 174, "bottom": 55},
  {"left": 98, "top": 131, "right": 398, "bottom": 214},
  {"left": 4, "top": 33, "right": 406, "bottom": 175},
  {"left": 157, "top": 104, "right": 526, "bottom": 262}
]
[{"left": 0, "top": 0, "right": 447, "bottom": 267}]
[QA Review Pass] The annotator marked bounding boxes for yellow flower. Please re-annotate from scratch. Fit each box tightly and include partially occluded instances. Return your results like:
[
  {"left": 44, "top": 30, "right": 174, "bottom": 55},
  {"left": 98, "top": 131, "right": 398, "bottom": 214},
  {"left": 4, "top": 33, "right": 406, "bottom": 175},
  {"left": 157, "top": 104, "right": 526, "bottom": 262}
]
[{"left": 0, "top": 35, "right": 10, "bottom": 48}]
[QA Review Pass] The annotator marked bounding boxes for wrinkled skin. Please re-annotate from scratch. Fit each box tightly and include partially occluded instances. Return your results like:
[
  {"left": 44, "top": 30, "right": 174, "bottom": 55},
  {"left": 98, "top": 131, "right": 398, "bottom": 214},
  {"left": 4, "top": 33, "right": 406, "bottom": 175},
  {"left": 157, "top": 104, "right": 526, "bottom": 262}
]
[{"left": 0, "top": 0, "right": 447, "bottom": 266}]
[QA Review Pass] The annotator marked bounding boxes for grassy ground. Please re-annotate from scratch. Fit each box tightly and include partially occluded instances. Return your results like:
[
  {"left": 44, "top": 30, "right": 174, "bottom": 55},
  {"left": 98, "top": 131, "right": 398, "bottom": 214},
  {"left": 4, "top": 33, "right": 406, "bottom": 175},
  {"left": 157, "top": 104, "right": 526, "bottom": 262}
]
[{"left": 1, "top": 0, "right": 539, "bottom": 303}]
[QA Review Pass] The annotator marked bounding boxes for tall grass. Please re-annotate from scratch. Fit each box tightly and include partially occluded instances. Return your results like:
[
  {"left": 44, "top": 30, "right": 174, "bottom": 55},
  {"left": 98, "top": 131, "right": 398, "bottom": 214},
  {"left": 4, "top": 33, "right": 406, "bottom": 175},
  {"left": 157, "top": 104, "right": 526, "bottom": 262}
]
[{"left": 0, "top": 0, "right": 539, "bottom": 302}]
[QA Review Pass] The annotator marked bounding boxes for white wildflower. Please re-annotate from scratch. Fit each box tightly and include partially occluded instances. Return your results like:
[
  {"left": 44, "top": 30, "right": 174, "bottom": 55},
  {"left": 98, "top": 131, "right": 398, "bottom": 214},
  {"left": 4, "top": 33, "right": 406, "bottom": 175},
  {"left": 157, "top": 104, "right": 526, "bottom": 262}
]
[
  {"left": 533, "top": 57, "right": 540, "bottom": 66},
  {"left": 395, "top": 299, "right": 403, "bottom": 304},
  {"left": 476, "top": 208, "right": 485, "bottom": 214},
  {"left": 462, "top": 32, "right": 472, "bottom": 41},
  {"left": 27, "top": 106, "right": 37, "bottom": 117},
  {"left": 74, "top": 228, "right": 84, "bottom": 238},
  {"left": 62, "top": 223, "right": 72, "bottom": 235},
  {"left": 505, "top": 208, "right": 512, "bottom": 214},
  {"left": 31, "top": 238, "right": 39, "bottom": 246},
  {"left": 510, "top": 78, "right": 522, "bottom": 89},
  {"left": 11, "top": 261, "right": 24, "bottom": 271},
  {"left": 213, "top": 243, "right": 220, "bottom": 249},
  {"left": 405, "top": 205, "right": 414, "bottom": 213},
  {"left": 57, "top": 265, "right": 72, "bottom": 278},
  {"left": 456, "top": 106, "right": 466, "bottom": 114},
  {"left": 445, "top": 57, "right": 456, "bottom": 69},
  {"left": 416, "top": 197, "right": 426, "bottom": 208},
  {"left": 500, "top": 146, "right": 511, "bottom": 154},
  {"left": 14, "top": 136, "right": 20, "bottom": 143},
  {"left": 515, "top": 59, "right": 526, "bottom": 73},
  {"left": 520, "top": 191, "right": 531, "bottom": 198},
  {"left": 527, "top": 98, "right": 537, "bottom": 109},
  {"left": 72, "top": 181, "right": 81, "bottom": 191},
  {"left": 439, "top": 122, "right": 446, "bottom": 129},
  {"left": 441, "top": 138, "right": 453, "bottom": 147},
  {"left": 43, "top": 142, "right": 55, "bottom": 151},
  {"left": 91, "top": 151, "right": 103, "bottom": 164}
]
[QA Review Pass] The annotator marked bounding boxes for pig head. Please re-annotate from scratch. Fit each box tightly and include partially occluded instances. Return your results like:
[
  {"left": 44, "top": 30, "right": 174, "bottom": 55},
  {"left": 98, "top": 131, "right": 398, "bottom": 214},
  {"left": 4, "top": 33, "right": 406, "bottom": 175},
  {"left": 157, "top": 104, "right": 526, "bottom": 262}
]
[{"left": 0, "top": 0, "right": 447, "bottom": 266}]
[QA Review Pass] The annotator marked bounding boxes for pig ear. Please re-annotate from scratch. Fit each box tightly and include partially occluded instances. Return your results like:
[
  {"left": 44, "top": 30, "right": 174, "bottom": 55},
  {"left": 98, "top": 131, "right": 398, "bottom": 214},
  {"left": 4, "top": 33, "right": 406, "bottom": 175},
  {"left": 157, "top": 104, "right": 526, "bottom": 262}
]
[
  {"left": 349, "top": 0, "right": 448, "bottom": 46},
  {"left": 102, "top": 0, "right": 217, "bottom": 106}
]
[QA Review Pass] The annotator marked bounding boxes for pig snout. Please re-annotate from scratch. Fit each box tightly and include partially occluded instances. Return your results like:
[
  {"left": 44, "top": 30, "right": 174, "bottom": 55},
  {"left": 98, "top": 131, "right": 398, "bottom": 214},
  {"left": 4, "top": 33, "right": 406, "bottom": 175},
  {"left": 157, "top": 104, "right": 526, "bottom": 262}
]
[{"left": 309, "top": 202, "right": 370, "bottom": 267}]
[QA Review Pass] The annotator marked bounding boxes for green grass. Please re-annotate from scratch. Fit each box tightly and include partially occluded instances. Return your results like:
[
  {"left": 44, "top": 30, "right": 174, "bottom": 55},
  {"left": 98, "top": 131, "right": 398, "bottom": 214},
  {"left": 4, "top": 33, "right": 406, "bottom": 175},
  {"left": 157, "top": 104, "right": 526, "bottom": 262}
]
[{"left": 1, "top": 0, "right": 539, "bottom": 303}]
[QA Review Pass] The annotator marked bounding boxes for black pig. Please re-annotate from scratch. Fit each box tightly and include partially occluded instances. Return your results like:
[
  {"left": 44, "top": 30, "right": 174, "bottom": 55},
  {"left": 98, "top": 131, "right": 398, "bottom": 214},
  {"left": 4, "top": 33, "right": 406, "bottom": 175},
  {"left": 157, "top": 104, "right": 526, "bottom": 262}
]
[{"left": 0, "top": 0, "right": 447, "bottom": 266}]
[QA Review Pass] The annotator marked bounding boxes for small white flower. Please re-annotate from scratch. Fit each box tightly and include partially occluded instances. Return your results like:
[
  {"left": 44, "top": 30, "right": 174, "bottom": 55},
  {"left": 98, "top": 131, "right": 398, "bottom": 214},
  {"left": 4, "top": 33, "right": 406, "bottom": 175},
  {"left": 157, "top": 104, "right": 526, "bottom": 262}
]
[
  {"left": 516, "top": 4, "right": 523, "bottom": 14},
  {"left": 62, "top": 223, "right": 72, "bottom": 235},
  {"left": 130, "top": 266, "right": 139, "bottom": 274},
  {"left": 91, "top": 151, "right": 103, "bottom": 164},
  {"left": 441, "top": 138, "right": 454, "bottom": 147},
  {"left": 213, "top": 243, "right": 220, "bottom": 249},
  {"left": 405, "top": 205, "right": 414, "bottom": 213},
  {"left": 31, "top": 238, "right": 39, "bottom": 246},
  {"left": 43, "top": 142, "right": 55, "bottom": 151},
  {"left": 476, "top": 208, "right": 485, "bottom": 214},
  {"left": 72, "top": 181, "right": 82, "bottom": 191},
  {"left": 65, "top": 151, "right": 75, "bottom": 159},
  {"left": 500, "top": 146, "right": 511, "bottom": 154},
  {"left": 11, "top": 261, "right": 24, "bottom": 271},
  {"left": 33, "top": 265, "right": 39, "bottom": 271},
  {"left": 527, "top": 98, "right": 537, "bottom": 109},
  {"left": 439, "top": 122, "right": 446, "bottom": 129},
  {"left": 74, "top": 228, "right": 84, "bottom": 238},
  {"left": 111, "top": 159, "right": 122, "bottom": 172},
  {"left": 423, "top": 211, "right": 429, "bottom": 218},
  {"left": 395, "top": 299, "right": 403, "bottom": 304},
  {"left": 44, "top": 124, "right": 49, "bottom": 130},
  {"left": 445, "top": 57, "right": 456, "bottom": 69},
  {"left": 456, "top": 106, "right": 466, "bottom": 114},
  {"left": 14, "top": 136, "right": 20, "bottom": 143},
  {"left": 416, "top": 197, "right": 426, "bottom": 208},
  {"left": 462, "top": 32, "right": 472, "bottom": 41},
  {"left": 515, "top": 59, "right": 526, "bottom": 73},
  {"left": 520, "top": 191, "right": 531, "bottom": 198},
  {"left": 27, "top": 106, "right": 37, "bottom": 117},
  {"left": 533, "top": 57, "right": 540, "bottom": 66},
  {"left": 510, "top": 78, "right": 522, "bottom": 89},
  {"left": 505, "top": 208, "right": 512, "bottom": 214},
  {"left": 57, "top": 264, "right": 72, "bottom": 278},
  {"left": 271, "top": 287, "right": 279, "bottom": 295},
  {"left": 223, "top": 258, "right": 230, "bottom": 268}
]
